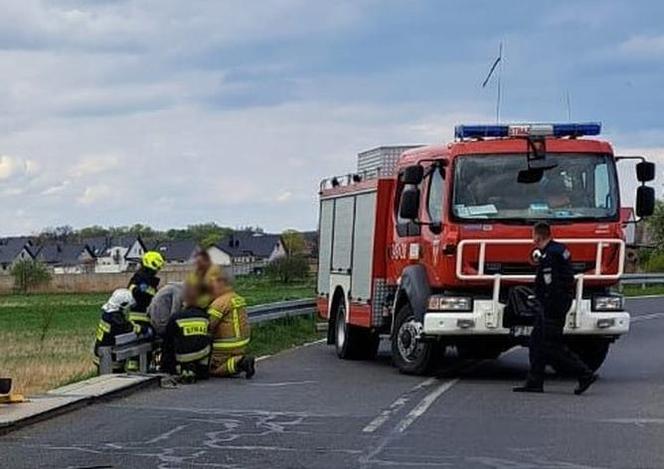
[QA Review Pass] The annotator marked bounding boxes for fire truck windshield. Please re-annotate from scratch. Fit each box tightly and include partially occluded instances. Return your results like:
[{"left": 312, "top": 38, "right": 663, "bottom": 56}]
[{"left": 452, "top": 153, "right": 619, "bottom": 222}]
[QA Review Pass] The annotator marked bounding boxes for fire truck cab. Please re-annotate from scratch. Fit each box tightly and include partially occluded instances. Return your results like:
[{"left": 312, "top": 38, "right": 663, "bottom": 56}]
[{"left": 316, "top": 122, "right": 656, "bottom": 375}]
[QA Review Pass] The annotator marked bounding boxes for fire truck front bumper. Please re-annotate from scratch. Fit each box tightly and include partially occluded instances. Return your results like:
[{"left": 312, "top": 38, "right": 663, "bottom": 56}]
[{"left": 422, "top": 299, "right": 630, "bottom": 337}]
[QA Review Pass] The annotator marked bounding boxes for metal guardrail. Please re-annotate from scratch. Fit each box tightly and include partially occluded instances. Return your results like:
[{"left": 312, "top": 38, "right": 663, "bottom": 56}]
[
  {"left": 621, "top": 273, "right": 664, "bottom": 286},
  {"left": 247, "top": 298, "right": 317, "bottom": 324}
]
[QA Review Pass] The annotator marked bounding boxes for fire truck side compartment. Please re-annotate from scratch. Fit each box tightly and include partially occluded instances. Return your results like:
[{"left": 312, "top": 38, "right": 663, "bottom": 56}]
[
  {"left": 318, "top": 187, "right": 380, "bottom": 329},
  {"left": 350, "top": 192, "right": 377, "bottom": 303},
  {"left": 317, "top": 199, "right": 334, "bottom": 296}
]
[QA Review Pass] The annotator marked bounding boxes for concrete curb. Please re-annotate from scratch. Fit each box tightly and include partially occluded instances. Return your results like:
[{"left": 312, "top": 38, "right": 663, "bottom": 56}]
[{"left": 0, "top": 374, "right": 160, "bottom": 435}]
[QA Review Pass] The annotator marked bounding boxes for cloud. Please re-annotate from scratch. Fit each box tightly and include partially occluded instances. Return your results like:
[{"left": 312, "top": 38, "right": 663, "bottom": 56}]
[
  {"left": 77, "top": 184, "right": 112, "bottom": 205},
  {"left": 0, "top": 0, "right": 662, "bottom": 236},
  {"left": 41, "top": 180, "right": 72, "bottom": 196},
  {"left": 618, "top": 35, "right": 664, "bottom": 58},
  {"left": 276, "top": 191, "right": 293, "bottom": 203},
  {"left": 69, "top": 154, "right": 120, "bottom": 178},
  {"left": 0, "top": 154, "right": 36, "bottom": 181},
  {"left": 612, "top": 145, "right": 664, "bottom": 207}
]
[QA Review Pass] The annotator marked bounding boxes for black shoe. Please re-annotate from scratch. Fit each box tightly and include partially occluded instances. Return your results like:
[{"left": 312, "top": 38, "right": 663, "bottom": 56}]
[
  {"left": 239, "top": 356, "right": 256, "bottom": 379},
  {"left": 513, "top": 383, "right": 544, "bottom": 393},
  {"left": 574, "top": 373, "right": 598, "bottom": 395}
]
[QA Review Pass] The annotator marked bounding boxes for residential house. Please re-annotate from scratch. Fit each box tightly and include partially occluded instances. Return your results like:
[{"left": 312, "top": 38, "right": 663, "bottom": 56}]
[
  {"left": 210, "top": 231, "right": 286, "bottom": 265},
  {"left": 93, "top": 236, "right": 146, "bottom": 273},
  {"left": 206, "top": 244, "right": 234, "bottom": 266},
  {"left": 0, "top": 237, "right": 36, "bottom": 272},
  {"left": 152, "top": 239, "right": 200, "bottom": 265},
  {"left": 300, "top": 231, "right": 319, "bottom": 259},
  {"left": 36, "top": 242, "right": 96, "bottom": 274}
]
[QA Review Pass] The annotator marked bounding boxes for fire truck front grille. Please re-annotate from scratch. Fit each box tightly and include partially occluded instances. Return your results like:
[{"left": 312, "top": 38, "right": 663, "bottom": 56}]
[{"left": 475, "top": 262, "right": 593, "bottom": 276}]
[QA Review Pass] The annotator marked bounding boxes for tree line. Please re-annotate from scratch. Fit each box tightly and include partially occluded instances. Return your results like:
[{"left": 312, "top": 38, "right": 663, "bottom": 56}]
[{"left": 36, "top": 223, "right": 265, "bottom": 248}]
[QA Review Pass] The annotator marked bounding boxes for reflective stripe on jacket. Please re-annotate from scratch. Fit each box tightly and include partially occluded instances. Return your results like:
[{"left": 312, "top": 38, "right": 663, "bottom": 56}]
[
  {"left": 164, "top": 308, "right": 211, "bottom": 365},
  {"left": 208, "top": 291, "right": 250, "bottom": 351}
]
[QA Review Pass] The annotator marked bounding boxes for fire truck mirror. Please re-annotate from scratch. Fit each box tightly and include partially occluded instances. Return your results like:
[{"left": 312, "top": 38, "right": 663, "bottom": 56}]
[
  {"left": 517, "top": 168, "right": 544, "bottom": 184},
  {"left": 399, "top": 187, "right": 421, "bottom": 220},
  {"left": 402, "top": 165, "right": 424, "bottom": 185},
  {"left": 636, "top": 161, "right": 655, "bottom": 182},
  {"left": 636, "top": 185, "right": 655, "bottom": 218}
]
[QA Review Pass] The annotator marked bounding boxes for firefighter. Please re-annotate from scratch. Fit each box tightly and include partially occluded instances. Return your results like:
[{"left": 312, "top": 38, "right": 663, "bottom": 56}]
[
  {"left": 125, "top": 251, "right": 164, "bottom": 371},
  {"left": 93, "top": 288, "right": 139, "bottom": 372},
  {"left": 161, "top": 281, "right": 211, "bottom": 383},
  {"left": 185, "top": 250, "right": 214, "bottom": 308},
  {"left": 127, "top": 251, "right": 165, "bottom": 333},
  {"left": 206, "top": 267, "right": 256, "bottom": 378},
  {"left": 514, "top": 222, "right": 597, "bottom": 395}
]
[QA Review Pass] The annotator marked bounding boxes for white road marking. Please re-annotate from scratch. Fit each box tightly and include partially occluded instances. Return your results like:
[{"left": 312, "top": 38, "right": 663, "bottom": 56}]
[
  {"left": 256, "top": 338, "right": 327, "bottom": 363},
  {"left": 362, "top": 378, "right": 437, "bottom": 433},
  {"left": 249, "top": 380, "right": 317, "bottom": 387},
  {"left": 631, "top": 312, "right": 664, "bottom": 323},
  {"left": 145, "top": 424, "right": 188, "bottom": 444},
  {"left": 603, "top": 418, "right": 664, "bottom": 426},
  {"left": 394, "top": 379, "right": 459, "bottom": 433}
]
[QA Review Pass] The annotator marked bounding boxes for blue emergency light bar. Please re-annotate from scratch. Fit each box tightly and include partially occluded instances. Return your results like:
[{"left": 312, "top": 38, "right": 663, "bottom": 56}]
[{"left": 454, "top": 122, "right": 601, "bottom": 140}]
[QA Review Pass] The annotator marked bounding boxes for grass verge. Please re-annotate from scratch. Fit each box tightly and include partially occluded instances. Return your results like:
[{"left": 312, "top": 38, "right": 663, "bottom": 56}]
[
  {"left": 622, "top": 284, "right": 664, "bottom": 297},
  {"left": 0, "top": 278, "right": 315, "bottom": 395},
  {"left": 249, "top": 315, "right": 324, "bottom": 358}
]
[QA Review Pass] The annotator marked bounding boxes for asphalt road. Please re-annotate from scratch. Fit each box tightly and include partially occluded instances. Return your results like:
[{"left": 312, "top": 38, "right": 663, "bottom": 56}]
[{"left": 2, "top": 297, "right": 664, "bottom": 469}]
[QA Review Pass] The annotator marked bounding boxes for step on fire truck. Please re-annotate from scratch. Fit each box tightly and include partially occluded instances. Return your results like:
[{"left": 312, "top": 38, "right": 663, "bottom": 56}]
[{"left": 316, "top": 122, "right": 656, "bottom": 375}]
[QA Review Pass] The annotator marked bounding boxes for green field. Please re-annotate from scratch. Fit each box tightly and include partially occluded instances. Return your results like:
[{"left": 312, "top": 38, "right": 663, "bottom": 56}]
[
  {"left": 622, "top": 284, "right": 664, "bottom": 297},
  {"left": 0, "top": 277, "right": 317, "bottom": 395}
]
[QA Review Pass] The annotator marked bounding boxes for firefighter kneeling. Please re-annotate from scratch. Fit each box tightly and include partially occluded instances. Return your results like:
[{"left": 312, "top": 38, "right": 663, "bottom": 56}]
[
  {"left": 93, "top": 288, "right": 142, "bottom": 372},
  {"left": 206, "top": 267, "right": 256, "bottom": 379},
  {"left": 161, "top": 281, "right": 212, "bottom": 383}
]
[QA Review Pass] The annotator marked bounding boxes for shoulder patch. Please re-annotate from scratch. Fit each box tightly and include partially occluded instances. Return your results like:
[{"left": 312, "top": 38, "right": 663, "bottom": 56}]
[{"left": 562, "top": 249, "right": 571, "bottom": 260}]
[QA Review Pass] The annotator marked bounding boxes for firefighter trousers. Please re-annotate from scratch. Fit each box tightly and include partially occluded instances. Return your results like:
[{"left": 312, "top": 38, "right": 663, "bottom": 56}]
[{"left": 210, "top": 348, "right": 246, "bottom": 377}]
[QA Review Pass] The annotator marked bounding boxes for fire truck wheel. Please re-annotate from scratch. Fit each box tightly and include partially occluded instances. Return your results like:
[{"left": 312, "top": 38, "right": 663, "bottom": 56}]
[
  {"left": 392, "top": 303, "right": 439, "bottom": 375},
  {"left": 568, "top": 338, "right": 611, "bottom": 372},
  {"left": 334, "top": 300, "right": 365, "bottom": 359}
]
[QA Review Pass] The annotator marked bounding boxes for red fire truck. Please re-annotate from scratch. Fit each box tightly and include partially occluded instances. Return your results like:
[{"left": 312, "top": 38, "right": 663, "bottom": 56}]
[{"left": 316, "top": 122, "right": 656, "bottom": 374}]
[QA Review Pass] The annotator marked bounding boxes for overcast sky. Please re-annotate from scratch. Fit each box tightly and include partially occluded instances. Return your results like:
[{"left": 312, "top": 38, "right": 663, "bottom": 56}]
[{"left": 0, "top": 0, "right": 662, "bottom": 235}]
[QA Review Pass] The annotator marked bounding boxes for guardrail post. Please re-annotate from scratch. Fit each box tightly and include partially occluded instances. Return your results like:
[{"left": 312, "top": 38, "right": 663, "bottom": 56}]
[
  {"left": 139, "top": 352, "right": 148, "bottom": 373},
  {"left": 98, "top": 347, "right": 113, "bottom": 375}
]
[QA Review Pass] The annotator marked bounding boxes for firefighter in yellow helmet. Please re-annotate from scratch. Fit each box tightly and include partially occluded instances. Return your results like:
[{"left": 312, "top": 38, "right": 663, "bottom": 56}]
[
  {"left": 125, "top": 251, "right": 164, "bottom": 371},
  {"left": 206, "top": 266, "right": 255, "bottom": 378},
  {"left": 127, "top": 251, "right": 165, "bottom": 328}
]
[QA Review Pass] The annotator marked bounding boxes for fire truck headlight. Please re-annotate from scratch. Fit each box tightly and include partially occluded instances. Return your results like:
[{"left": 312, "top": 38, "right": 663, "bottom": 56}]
[
  {"left": 592, "top": 294, "right": 624, "bottom": 312},
  {"left": 428, "top": 296, "right": 473, "bottom": 312}
]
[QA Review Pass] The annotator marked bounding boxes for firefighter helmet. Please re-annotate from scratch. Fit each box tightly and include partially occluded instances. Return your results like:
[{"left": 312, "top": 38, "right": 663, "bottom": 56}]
[
  {"left": 102, "top": 288, "right": 136, "bottom": 313},
  {"left": 142, "top": 251, "right": 165, "bottom": 271}
]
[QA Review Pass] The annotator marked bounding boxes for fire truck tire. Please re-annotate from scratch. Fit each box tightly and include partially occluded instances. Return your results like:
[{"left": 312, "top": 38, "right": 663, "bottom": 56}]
[
  {"left": 392, "top": 303, "right": 440, "bottom": 375},
  {"left": 567, "top": 338, "right": 611, "bottom": 372},
  {"left": 334, "top": 300, "right": 366, "bottom": 359}
]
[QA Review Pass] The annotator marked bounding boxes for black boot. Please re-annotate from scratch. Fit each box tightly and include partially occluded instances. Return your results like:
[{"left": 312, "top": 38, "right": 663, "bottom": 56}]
[
  {"left": 574, "top": 373, "right": 598, "bottom": 395},
  {"left": 513, "top": 381, "right": 544, "bottom": 393},
  {"left": 238, "top": 356, "right": 256, "bottom": 379}
]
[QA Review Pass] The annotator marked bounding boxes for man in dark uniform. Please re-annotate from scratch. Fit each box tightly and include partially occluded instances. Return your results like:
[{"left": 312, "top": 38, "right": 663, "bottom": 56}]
[{"left": 514, "top": 222, "right": 598, "bottom": 395}]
